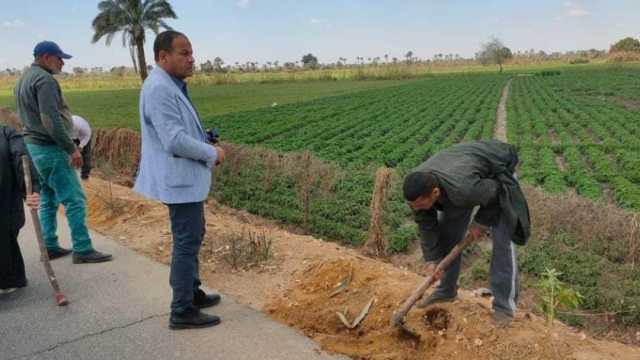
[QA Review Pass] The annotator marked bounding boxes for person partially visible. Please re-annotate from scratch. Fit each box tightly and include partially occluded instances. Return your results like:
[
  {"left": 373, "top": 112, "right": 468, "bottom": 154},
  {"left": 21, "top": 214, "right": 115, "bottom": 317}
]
[
  {"left": 14, "top": 41, "right": 112, "bottom": 264},
  {"left": 71, "top": 114, "right": 92, "bottom": 180},
  {"left": 0, "top": 125, "right": 40, "bottom": 294}
]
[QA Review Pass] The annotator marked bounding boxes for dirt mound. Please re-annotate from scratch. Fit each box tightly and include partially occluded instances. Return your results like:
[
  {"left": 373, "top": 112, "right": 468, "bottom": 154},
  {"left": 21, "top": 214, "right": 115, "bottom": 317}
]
[
  {"left": 265, "top": 258, "right": 639, "bottom": 360},
  {"left": 85, "top": 179, "right": 161, "bottom": 228}
]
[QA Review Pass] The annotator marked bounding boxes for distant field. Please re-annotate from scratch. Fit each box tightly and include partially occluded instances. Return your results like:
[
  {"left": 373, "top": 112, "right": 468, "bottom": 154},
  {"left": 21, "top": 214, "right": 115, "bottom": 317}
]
[
  {"left": 0, "top": 79, "right": 411, "bottom": 129},
  {"left": 508, "top": 65, "right": 640, "bottom": 209},
  {"left": 0, "top": 59, "right": 601, "bottom": 94}
]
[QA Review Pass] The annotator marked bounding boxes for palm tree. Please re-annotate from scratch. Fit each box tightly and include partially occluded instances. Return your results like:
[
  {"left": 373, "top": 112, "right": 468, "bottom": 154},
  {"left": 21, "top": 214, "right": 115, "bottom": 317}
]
[
  {"left": 91, "top": 0, "right": 177, "bottom": 81},
  {"left": 405, "top": 51, "right": 413, "bottom": 64}
]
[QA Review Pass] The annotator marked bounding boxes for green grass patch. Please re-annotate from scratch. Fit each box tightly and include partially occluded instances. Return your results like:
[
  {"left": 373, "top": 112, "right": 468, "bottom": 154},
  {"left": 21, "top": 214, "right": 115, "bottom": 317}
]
[{"left": 520, "top": 233, "right": 640, "bottom": 325}]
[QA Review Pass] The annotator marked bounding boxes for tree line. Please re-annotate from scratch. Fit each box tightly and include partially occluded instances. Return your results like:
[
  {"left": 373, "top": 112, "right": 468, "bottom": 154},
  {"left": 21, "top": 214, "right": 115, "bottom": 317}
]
[{"left": 2, "top": 1, "right": 639, "bottom": 78}]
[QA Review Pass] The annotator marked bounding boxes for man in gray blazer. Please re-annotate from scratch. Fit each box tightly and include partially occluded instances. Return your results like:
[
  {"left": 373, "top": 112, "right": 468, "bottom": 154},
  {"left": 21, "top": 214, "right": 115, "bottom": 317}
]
[{"left": 134, "top": 31, "right": 226, "bottom": 330}]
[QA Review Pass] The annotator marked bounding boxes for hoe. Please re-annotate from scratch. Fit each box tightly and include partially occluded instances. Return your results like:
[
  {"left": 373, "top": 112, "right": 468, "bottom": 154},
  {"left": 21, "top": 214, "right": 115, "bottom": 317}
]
[{"left": 390, "top": 231, "right": 477, "bottom": 340}]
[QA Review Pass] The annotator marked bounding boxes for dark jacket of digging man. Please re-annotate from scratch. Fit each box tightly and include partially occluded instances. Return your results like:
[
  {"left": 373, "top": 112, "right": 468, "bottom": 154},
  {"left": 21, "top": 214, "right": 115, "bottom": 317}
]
[{"left": 404, "top": 139, "right": 530, "bottom": 319}]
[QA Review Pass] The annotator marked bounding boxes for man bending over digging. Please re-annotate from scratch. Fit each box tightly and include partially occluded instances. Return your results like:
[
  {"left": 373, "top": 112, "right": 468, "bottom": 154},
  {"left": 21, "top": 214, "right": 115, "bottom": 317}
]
[{"left": 403, "top": 140, "right": 530, "bottom": 325}]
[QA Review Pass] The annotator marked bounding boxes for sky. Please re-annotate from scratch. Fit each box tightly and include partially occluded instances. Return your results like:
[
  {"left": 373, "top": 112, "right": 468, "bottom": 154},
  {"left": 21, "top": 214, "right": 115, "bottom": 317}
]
[{"left": 0, "top": 0, "right": 638, "bottom": 70}]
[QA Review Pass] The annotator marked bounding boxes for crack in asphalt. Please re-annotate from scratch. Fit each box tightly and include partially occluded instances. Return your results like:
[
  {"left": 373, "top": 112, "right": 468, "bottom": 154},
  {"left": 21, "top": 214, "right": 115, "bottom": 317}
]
[{"left": 9, "top": 312, "right": 169, "bottom": 360}]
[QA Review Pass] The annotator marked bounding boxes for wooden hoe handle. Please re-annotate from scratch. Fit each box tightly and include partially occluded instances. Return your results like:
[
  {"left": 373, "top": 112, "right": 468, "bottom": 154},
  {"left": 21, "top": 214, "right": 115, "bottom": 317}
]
[
  {"left": 391, "top": 232, "right": 476, "bottom": 326},
  {"left": 22, "top": 156, "right": 68, "bottom": 306}
]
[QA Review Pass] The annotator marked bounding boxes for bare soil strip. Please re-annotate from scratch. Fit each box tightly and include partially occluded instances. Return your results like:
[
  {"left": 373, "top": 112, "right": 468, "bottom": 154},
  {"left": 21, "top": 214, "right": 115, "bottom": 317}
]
[
  {"left": 494, "top": 79, "right": 512, "bottom": 142},
  {"left": 556, "top": 155, "right": 568, "bottom": 172}
]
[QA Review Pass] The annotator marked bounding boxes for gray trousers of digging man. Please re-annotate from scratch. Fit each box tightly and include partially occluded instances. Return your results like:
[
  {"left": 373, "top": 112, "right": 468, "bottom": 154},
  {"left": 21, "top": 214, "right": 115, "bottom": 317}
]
[{"left": 416, "top": 206, "right": 519, "bottom": 317}]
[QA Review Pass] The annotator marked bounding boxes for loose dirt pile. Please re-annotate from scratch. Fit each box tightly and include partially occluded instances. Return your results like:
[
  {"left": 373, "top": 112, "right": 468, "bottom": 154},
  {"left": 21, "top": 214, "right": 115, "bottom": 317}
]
[
  {"left": 83, "top": 178, "right": 640, "bottom": 359},
  {"left": 264, "top": 258, "right": 639, "bottom": 359}
]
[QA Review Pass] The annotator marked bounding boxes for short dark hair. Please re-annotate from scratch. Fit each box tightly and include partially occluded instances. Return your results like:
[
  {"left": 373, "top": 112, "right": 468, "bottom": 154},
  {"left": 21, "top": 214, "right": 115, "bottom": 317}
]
[
  {"left": 403, "top": 171, "right": 439, "bottom": 201},
  {"left": 153, "top": 30, "right": 187, "bottom": 61}
]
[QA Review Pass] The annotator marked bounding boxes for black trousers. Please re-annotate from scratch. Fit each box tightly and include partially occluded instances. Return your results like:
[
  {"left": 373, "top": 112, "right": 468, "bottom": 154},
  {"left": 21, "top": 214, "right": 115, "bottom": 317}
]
[
  {"left": 0, "top": 228, "right": 26, "bottom": 290},
  {"left": 73, "top": 138, "right": 92, "bottom": 179},
  {"left": 167, "top": 201, "right": 205, "bottom": 313}
]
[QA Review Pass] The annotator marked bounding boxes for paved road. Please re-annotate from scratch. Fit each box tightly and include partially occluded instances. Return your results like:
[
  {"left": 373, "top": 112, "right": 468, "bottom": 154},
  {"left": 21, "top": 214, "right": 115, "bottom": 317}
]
[{"left": 1, "top": 211, "right": 345, "bottom": 360}]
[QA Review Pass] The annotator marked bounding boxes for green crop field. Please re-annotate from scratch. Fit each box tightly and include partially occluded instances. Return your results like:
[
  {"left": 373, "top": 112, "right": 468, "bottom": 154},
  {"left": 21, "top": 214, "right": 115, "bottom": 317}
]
[
  {"left": 508, "top": 65, "right": 640, "bottom": 210},
  {"left": 207, "top": 73, "right": 507, "bottom": 169},
  {"left": 0, "top": 79, "right": 411, "bottom": 129},
  {"left": 200, "top": 65, "right": 640, "bottom": 214},
  {"left": 204, "top": 73, "right": 508, "bottom": 247},
  {"left": 3, "top": 64, "right": 638, "bottom": 214},
  {"left": 200, "top": 65, "right": 640, "bottom": 255}
]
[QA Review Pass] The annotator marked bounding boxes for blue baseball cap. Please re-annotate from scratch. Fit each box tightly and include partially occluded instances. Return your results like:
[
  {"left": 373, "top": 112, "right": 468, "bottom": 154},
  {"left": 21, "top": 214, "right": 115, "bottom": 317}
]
[{"left": 33, "top": 41, "right": 72, "bottom": 59}]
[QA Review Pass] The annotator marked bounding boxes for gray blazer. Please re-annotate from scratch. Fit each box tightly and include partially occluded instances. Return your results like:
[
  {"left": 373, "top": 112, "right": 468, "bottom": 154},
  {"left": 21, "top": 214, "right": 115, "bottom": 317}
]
[{"left": 133, "top": 67, "right": 218, "bottom": 204}]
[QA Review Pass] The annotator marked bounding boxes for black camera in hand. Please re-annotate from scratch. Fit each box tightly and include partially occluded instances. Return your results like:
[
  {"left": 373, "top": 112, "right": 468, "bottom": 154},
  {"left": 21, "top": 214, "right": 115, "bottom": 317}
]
[{"left": 206, "top": 128, "right": 220, "bottom": 144}]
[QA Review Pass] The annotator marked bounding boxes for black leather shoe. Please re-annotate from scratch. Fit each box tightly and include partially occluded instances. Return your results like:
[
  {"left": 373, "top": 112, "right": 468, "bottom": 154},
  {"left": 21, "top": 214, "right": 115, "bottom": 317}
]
[
  {"left": 169, "top": 307, "right": 221, "bottom": 330},
  {"left": 193, "top": 289, "right": 221, "bottom": 309},
  {"left": 72, "top": 250, "right": 113, "bottom": 264},
  {"left": 47, "top": 247, "right": 72, "bottom": 260}
]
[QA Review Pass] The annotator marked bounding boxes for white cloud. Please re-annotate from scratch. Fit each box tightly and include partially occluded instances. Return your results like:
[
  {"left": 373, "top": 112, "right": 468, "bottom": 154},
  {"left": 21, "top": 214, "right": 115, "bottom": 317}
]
[
  {"left": 309, "top": 18, "right": 323, "bottom": 24},
  {"left": 2, "top": 19, "right": 25, "bottom": 28},
  {"left": 564, "top": 1, "right": 589, "bottom": 17},
  {"left": 237, "top": 0, "right": 250, "bottom": 8}
]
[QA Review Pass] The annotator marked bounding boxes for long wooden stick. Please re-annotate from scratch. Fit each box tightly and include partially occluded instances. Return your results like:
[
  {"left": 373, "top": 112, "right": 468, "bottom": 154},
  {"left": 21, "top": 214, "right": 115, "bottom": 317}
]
[
  {"left": 391, "top": 231, "right": 476, "bottom": 326},
  {"left": 22, "top": 156, "right": 68, "bottom": 306}
]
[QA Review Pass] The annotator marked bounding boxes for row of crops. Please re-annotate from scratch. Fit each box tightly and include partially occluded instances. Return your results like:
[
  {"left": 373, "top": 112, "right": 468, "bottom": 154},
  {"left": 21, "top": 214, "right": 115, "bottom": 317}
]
[
  {"left": 508, "top": 67, "right": 640, "bottom": 210},
  {"left": 206, "top": 74, "right": 508, "bottom": 247},
  {"left": 209, "top": 74, "right": 506, "bottom": 169},
  {"left": 206, "top": 66, "right": 640, "bottom": 247}
]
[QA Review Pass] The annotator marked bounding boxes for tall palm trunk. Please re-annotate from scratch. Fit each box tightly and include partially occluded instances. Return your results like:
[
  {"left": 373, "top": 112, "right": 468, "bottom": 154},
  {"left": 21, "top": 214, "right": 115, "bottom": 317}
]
[
  {"left": 129, "top": 45, "right": 138, "bottom": 74},
  {"left": 135, "top": 36, "right": 148, "bottom": 81}
]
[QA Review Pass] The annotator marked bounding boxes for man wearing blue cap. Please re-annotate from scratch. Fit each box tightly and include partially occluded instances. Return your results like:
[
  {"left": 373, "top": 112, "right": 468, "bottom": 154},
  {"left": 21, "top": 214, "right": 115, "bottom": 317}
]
[{"left": 14, "top": 41, "right": 112, "bottom": 264}]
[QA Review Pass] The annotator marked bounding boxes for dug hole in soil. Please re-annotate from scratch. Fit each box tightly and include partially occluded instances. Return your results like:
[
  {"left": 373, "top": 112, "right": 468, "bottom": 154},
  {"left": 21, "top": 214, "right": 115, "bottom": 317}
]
[{"left": 83, "top": 177, "right": 638, "bottom": 360}]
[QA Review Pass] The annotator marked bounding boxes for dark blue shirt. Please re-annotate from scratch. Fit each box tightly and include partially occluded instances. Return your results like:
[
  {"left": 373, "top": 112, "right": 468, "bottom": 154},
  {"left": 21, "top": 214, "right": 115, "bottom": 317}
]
[
  {"left": 169, "top": 74, "right": 200, "bottom": 119},
  {"left": 169, "top": 74, "right": 190, "bottom": 100}
]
